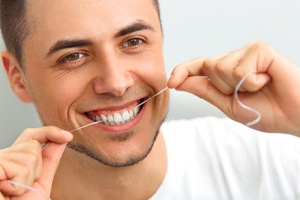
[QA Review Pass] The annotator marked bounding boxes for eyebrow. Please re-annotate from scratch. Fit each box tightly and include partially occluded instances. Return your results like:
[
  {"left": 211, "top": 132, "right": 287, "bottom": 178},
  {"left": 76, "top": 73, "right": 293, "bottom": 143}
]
[
  {"left": 114, "top": 20, "right": 156, "bottom": 38},
  {"left": 46, "top": 20, "right": 155, "bottom": 57},
  {"left": 46, "top": 39, "right": 93, "bottom": 57}
]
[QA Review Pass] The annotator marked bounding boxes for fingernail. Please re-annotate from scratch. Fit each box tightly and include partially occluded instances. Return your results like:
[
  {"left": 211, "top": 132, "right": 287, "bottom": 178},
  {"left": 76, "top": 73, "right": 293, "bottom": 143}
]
[
  {"left": 61, "top": 130, "right": 73, "bottom": 139},
  {"left": 167, "top": 74, "right": 175, "bottom": 89},
  {"left": 168, "top": 73, "right": 174, "bottom": 81}
]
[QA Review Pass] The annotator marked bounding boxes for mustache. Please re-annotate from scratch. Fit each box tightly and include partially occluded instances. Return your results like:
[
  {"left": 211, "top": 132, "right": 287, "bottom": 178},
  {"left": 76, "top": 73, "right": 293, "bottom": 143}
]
[{"left": 77, "top": 87, "right": 150, "bottom": 110}]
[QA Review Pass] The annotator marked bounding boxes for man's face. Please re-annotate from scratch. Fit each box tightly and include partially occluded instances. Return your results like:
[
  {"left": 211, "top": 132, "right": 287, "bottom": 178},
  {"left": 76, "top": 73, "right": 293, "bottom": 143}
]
[{"left": 22, "top": 0, "right": 169, "bottom": 166}]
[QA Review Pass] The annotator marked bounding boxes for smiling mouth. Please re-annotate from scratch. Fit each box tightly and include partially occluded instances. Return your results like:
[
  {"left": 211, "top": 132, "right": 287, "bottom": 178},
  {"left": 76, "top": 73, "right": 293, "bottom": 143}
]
[{"left": 85, "top": 100, "right": 144, "bottom": 126}]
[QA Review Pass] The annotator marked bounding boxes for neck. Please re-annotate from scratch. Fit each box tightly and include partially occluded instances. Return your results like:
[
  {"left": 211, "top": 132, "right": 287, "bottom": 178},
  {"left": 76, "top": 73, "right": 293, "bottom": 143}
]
[{"left": 51, "top": 133, "right": 167, "bottom": 200}]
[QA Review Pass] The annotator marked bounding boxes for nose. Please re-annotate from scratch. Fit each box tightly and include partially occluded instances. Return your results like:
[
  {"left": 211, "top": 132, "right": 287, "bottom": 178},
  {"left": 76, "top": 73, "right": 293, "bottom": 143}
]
[{"left": 93, "top": 55, "right": 134, "bottom": 97}]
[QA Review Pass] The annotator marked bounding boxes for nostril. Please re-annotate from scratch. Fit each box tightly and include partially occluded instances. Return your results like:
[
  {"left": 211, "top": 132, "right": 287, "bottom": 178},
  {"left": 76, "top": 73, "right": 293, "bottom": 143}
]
[{"left": 93, "top": 72, "right": 134, "bottom": 97}]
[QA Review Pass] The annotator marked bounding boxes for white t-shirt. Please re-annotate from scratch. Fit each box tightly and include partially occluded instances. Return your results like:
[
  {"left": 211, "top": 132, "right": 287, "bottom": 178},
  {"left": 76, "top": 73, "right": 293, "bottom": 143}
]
[{"left": 150, "top": 117, "right": 300, "bottom": 200}]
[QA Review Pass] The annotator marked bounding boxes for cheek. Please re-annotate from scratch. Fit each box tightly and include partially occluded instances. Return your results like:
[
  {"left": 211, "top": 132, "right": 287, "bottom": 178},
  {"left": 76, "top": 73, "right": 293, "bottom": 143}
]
[
  {"left": 28, "top": 69, "right": 90, "bottom": 116},
  {"left": 49, "top": 73, "right": 91, "bottom": 107},
  {"left": 135, "top": 53, "right": 167, "bottom": 87}
]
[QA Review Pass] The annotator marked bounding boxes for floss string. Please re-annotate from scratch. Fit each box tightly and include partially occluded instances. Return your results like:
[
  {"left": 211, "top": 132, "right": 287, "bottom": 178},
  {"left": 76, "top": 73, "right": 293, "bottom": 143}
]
[
  {"left": 7, "top": 72, "right": 261, "bottom": 191},
  {"left": 70, "top": 87, "right": 169, "bottom": 132},
  {"left": 7, "top": 180, "right": 37, "bottom": 192},
  {"left": 7, "top": 87, "right": 170, "bottom": 192},
  {"left": 234, "top": 70, "right": 262, "bottom": 126}
]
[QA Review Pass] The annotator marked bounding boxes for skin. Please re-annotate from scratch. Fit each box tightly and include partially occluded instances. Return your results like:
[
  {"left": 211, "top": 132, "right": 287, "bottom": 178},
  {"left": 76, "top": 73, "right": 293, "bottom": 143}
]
[
  {"left": 2, "top": 0, "right": 169, "bottom": 199},
  {"left": 0, "top": 127, "right": 72, "bottom": 200},
  {"left": 1, "top": 0, "right": 300, "bottom": 199},
  {"left": 169, "top": 42, "right": 300, "bottom": 135}
]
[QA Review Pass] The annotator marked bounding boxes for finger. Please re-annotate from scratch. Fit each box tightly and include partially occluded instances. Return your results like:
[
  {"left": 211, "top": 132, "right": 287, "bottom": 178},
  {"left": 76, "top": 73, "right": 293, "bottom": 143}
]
[
  {"left": 201, "top": 66, "right": 235, "bottom": 95},
  {"left": 210, "top": 48, "right": 246, "bottom": 90},
  {"left": 37, "top": 142, "right": 68, "bottom": 194},
  {"left": 0, "top": 180, "right": 36, "bottom": 196},
  {"left": 198, "top": 45, "right": 252, "bottom": 95},
  {"left": 0, "top": 157, "right": 40, "bottom": 194},
  {"left": 1, "top": 128, "right": 72, "bottom": 196},
  {"left": 3, "top": 142, "right": 43, "bottom": 181},
  {"left": 14, "top": 127, "right": 73, "bottom": 146},
  {"left": 168, "top": 57, "right": 206, "bottom": 89},
  {"left": 0, "top": 191, "right": 5, "bottom": 200},
  {"left": 235, "top": 71, "right": 271, "bottom": 93},
  {"left": 0, "top": 180, "right": 18, "bottom": 196},
  {"left": 168, "top": 54, "right": 229, "bottom": 91},
  {"left": 0, "top": 175, "right": 14, "bottom": 195},
  {"left": 0, "top": 141, "right": 69, "bottom": 196},
  {"left": 232, "top": 47, "right": 272, "bottom": 92},
  {"left": 0, "top": 141, "right": 42, "bottom": 186},
  {"left": 175, "top": 76, "right": 233, "bottom": 117}
]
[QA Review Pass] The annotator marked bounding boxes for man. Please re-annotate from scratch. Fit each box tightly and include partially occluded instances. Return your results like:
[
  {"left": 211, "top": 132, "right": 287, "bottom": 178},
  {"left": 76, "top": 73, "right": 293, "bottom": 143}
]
[{"left": 0, "top": 0, "right": 299, "bottom": 199}]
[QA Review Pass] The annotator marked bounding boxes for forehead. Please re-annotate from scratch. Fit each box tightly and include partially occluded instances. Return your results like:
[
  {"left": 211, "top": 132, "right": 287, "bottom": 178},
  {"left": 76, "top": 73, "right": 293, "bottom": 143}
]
[{"left": 25, "top": 0, "right": 160, "bottom": 45}]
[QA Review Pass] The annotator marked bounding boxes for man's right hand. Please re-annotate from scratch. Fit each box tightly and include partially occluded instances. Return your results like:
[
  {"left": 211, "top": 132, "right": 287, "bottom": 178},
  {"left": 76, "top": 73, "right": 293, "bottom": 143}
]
[{"left": 0, "top": 126, "right": 73, "bottom": 199}]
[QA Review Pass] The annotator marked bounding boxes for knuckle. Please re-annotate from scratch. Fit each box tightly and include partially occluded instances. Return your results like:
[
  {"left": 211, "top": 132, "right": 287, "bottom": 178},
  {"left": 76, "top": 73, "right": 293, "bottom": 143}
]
[
  {"left": 46, "top": 125, "right": 61, "bottom": 133},
  {"left": 250, "top": 41, "right": 270, "bottom": 52},
  {"left": 27, "top": 142, "right": 42, "bottom": 163},
  {"left": 215, "top": 62, "right": 225, "bottom": 75},
  {"left": 25, "top": 141, "right": 42, "bottom": 163},
  {"left": 27, "top": 151, "right": 40, "bottom": 165},
  {"left": 22, "top": 128, "right": 34, "bottom": 136},
  {"left": 20, "top": 164, "right": 31, "bottom": 178},
  {"left": 232, "top": 69, "right": 244, "bottom": 81},
  {"left": 202, "top": 58, "right": 214, "bottom": 75},
  {"left": 13, "top": 128, "right": 36, "bottom": 145},
  {"left": 28, "top": 140, "right": 42, "bottom": 151},
  {"left": 192, "top": 56, "right": 204, "bottom": 64},
  {"left": 202, "top": 58, "right": 213, "bottom": 69}
]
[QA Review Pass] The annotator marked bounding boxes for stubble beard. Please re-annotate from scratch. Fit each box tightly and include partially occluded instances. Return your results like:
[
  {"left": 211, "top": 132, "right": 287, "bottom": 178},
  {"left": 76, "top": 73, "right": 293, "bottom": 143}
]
[
  {"left": 67, "top": 120, "right": 165, "bottom": 167},
  {"left": 31, "top": 85, "right": 169, "bottom": 168},
  {"left": 37, "top": 105, "right": 166, "bottom": 167}
]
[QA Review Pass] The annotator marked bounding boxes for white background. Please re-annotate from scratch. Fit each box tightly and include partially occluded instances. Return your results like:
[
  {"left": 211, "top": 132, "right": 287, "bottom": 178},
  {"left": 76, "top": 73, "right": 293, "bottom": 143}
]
[{"left": 1, "top": 0, "right": 300, "bottom": 148}]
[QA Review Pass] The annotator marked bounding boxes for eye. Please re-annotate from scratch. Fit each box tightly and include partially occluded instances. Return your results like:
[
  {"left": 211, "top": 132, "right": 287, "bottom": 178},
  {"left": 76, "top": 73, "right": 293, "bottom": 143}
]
[
  {"left": 60, "top": 52, "right": 86, "bottom": 64},
  {"left": 123, "top": 38, "right": 143, "bottom": 48}
]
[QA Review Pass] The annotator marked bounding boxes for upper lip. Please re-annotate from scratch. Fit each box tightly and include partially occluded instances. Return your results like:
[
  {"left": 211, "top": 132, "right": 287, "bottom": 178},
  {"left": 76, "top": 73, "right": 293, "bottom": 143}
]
[{"left": 82, "top": 98, "right": 145, "bottom": 115}]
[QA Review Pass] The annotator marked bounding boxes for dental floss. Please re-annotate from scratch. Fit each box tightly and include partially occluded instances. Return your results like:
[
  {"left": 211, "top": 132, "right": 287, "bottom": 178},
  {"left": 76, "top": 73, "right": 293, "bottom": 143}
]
[
  {"left": 7, "top": 180, "right": 37, "bottom": 192},
  {"left": 70, "top": 87, "right": 169, "bottom": 133},
  {"left": 9, "top": 72, "right": 262, "bottom": 192},
  {"left": 132, "top": 87, "right": 169, "bottom": 111},
  {"left": 70, "top": 121, "right": 102, "bottom": 133},
  {"left": 71, "top": 71, "right": 262, "bottom": 132},
  {"left": 234, "top": 70, "right": 262, "bottom": 126}
]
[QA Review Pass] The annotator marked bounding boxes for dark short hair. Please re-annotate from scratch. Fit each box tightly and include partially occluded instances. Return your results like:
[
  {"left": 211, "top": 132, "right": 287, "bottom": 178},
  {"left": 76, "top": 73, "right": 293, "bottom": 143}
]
[
  {"left": 0, "top": 0, "right": 29, "bottom": 67},
  {"left": 0, "top": 0, "right": 161, "bottom": 68}
]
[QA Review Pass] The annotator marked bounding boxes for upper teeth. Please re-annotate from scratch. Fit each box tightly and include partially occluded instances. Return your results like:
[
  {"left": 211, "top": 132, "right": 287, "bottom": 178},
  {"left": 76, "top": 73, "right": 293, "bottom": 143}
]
[{"left": 87, "top": 106, "right": 141, "bottom": 125}]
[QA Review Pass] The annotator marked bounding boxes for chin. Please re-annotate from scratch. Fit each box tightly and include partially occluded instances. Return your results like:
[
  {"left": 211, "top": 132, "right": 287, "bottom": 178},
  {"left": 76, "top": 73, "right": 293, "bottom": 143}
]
[{"left": 67, "top": 118, "right": 164, "bottom": 168}]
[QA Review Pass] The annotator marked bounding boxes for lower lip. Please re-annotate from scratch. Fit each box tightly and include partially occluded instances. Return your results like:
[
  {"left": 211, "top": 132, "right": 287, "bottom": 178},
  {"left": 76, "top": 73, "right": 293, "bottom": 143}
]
[{"left": 84, "top": 104, "right": 146, "bottom": 134}]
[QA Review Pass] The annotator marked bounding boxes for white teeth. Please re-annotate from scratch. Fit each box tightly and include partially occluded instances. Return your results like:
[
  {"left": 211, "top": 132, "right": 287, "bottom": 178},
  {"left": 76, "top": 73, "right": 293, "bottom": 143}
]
[
  {"left": 96, "top": 116, "right": 101, "bottom": 122},
  {"left": 107, "top": 115, "right": 115, "bottom": 125},
  {"left": 100, "top": 114, "right": 107, "bottom": 123},
  {"left": 88, "top": 105, "right": 142, "bottom": 126},
  {"left": 122, "top": 111, "right": 130, "bottom": 122},
  {"left": 133, "top": 107, "right": 139, "bottom": 116},
  {"left": 129, "top": 110, "right": 134, "bottom": 119},
  {"left": 114, "top": 113, "right": 123, "bottom": 124}
]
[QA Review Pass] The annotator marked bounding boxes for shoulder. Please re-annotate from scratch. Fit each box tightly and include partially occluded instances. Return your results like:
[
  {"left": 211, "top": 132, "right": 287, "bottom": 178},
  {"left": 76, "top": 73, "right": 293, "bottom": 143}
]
[
  {"left": 160, "top": 117, "right": 253, "bottom": 147},
  {"left": 161, "top": 116, "right": 300, "bottom": 147},
  {"left": 160, "top": 116, "right": 300, "bottom": 178},
  {"left": 159, "top": 117, "right": 300, "bottom": 199}
]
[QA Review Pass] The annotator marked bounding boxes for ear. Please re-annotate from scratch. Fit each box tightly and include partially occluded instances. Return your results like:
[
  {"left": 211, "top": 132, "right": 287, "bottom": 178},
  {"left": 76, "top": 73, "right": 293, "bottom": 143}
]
[{"left": 1, "top": 51, "right": 32, "bottom": 103}]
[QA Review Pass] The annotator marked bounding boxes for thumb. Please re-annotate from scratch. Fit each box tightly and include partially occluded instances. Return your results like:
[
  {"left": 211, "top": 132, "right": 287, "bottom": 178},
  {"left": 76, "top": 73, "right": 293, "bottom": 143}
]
[
  {"left": 175, "top": 76, "right": 232, "bottom": 115},
  {"left": 37, "top": 141, "right": 68, "bottom": 194}
]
